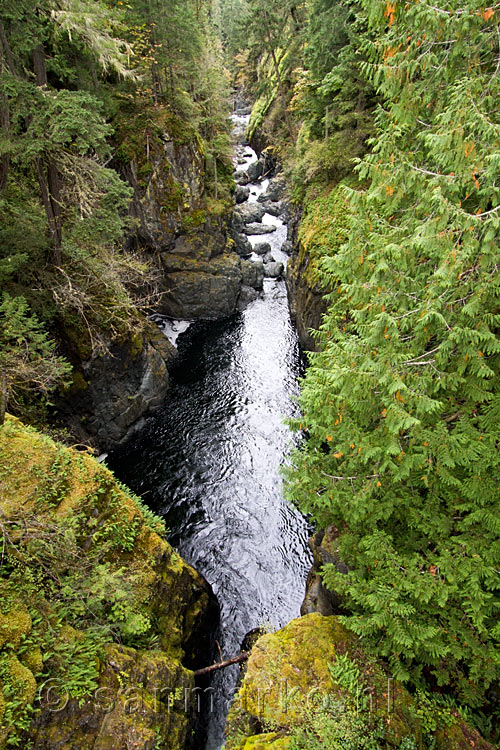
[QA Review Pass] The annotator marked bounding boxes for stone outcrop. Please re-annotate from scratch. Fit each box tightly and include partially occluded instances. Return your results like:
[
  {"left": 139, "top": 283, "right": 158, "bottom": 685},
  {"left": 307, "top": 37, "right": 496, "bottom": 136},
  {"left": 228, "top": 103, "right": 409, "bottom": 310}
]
[
  {"left": 301, "top": 526, "right": 348, "bottom": 617},
  {"left": 285, "top": 204, "right": 326, "bottom": 352},
  {"left": 243, "top": 223, "right": 277, "bottom": 236},
  {"left": 0, "top": 417, "right": 219, "bottom": 750},
  {"left": 159, "top": 253, "right": 262, "bottom": 320},
  {"left": 117, "top": 117, "right": 205, "bottom": 255},
  {"left": 263, "top": 261, "right": 284, "bottom": 278},
  {"left": 58, "top": 322, "right": 176, "bottom": 451},
  {"left": 225, "top": 614, "right": 493, "bottom": 750}
]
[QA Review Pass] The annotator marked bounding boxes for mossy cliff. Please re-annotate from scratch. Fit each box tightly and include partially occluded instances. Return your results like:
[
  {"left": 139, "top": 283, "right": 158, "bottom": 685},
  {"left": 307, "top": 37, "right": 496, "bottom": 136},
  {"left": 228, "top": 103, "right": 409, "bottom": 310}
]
[
  {"left": 0, "top": 416, "right": 219, "bottom": 750},
  {"left": 225, "top": 614, "right": 492, "bottom": 750},
  {"left": 286, "top": 184, "right": 351, "bottom": 352},
  {"left": 56, "top": 102, "right": 239, "bottom": 450}
]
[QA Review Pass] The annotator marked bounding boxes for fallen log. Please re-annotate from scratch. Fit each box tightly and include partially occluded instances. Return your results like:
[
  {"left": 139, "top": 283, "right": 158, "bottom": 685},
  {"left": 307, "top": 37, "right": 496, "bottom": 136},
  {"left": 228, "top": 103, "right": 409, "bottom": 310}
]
[{"left": 193, "top": 652, "right": 250, "bottom": 677}]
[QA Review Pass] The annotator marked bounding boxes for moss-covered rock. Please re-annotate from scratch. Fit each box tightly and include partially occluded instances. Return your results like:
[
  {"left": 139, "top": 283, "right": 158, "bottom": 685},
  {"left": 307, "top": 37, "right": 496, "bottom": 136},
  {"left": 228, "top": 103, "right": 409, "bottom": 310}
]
[
  {"left": 235, "top": 733, "right": 291, "bottom": 750},
  {"left": 286, "top": 184, "right": 350, "bottom": 351},
  {"left": 159, "top": 252, "right": 258, "bottom": 320},
  {"left": 225, "top": 614, "right": 493, "bottom": 750},
  {"left": 0, "top": 416, "right": 219, "bottom": 750}
]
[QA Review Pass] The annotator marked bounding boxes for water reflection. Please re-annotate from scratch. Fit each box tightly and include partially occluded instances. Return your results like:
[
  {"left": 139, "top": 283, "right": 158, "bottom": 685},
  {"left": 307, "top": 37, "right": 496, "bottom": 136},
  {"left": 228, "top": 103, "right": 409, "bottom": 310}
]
[{"left": 109, "top": 290, "right": 312, "bottom": 748}]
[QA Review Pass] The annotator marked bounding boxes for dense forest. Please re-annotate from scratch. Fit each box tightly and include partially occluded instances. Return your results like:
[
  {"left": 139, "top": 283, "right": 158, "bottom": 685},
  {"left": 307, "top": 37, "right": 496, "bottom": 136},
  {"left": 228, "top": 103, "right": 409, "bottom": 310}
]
[
  {"left": 0, "top": 0, "right": 233, "bottom": 428},
  {"left": 1, "top": 0, "right": 500, "bottom": 748}
]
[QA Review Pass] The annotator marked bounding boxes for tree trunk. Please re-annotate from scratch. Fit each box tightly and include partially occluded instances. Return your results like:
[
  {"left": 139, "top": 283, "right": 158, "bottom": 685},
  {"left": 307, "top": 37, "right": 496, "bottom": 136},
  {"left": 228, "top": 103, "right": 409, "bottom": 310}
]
[
  {"left": 33, "top": 45, "right": 63, "bottom": 265},
  {"left": 33, "top": 45, "right": 47, "bottom": 86},
  {"left": 262, "top": 12, "right": 295, "bottom": 143},
  {"left": 0, "top": 21, "right": 17, "bottom": 193},
  {"left": 0, "top": 92, "right": 9, "bottom": 193},
  {"left": 193, "top": 652, "right": 249, "bottom": 677},
  {"left": 0, "top": 22, "right": 17, "bottom": 75},
  {"left": 0, "top": 370, "right": 7, "bottom": 426}
]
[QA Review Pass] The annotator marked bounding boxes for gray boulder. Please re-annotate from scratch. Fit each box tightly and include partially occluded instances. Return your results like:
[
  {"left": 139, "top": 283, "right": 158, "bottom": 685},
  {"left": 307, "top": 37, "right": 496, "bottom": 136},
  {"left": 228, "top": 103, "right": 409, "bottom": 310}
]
[
  {"left": 235, "top": 172, "right": 249, "bottom": 186},
  {"left": 253, "top": 242, "right": 271, "bottom": 256},
  {"left": 236, "top": 203, "right": 266, "bottom": 224},
  {"left": 281, "top": 240, "right": 293, "bottom": 255},
  {"left": 243, "top": 223, "right": 277, "bottom": 236},
  {"left": 231, "top": 232, "right": 252, "bottom": 257},
  {"left": 235, "top": 185, "right": 250, "bottom": 204},
  {"left": 241, "top": 259, "right": 264, "bottom": 290},
  {"left": 231, "top": 211, "right": 244, "bottom": 233},
  {"left": 263, "top": 251, "right": 275, "bottom": 264},
  {"left": 259, "top": 201, "right": 283, "bottom": 218},
  {"left": 237, "top": 286, "right": 260, "bottom": 311},
  {"left": 263, "top": 261, "right": 284, "bottom": 278},
  {"left": 160, "top": 254, "right": 243, "bottom": 319},
  {"left": 266, "top": 176, "right": 286, "bottom": 201},
  {"left": 247, "top": 160, "right": 264, "bottom": 182},
  {"left": 257, "top": 176, "right": 286, "bottom": 203}
]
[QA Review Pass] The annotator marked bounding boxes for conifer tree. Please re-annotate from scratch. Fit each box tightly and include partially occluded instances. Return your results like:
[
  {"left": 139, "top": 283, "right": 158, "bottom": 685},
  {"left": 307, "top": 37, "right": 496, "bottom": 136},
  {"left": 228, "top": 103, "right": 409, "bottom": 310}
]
[{"left": 286, "top": 0, "right": 500, "bottom": 706}]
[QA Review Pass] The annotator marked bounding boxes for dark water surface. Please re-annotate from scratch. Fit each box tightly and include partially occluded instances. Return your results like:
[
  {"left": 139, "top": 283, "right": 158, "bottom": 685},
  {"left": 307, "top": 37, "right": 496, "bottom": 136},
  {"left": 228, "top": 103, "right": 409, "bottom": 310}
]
[{"left": 109, "top": 113, "right": 312, "bottom": 749}]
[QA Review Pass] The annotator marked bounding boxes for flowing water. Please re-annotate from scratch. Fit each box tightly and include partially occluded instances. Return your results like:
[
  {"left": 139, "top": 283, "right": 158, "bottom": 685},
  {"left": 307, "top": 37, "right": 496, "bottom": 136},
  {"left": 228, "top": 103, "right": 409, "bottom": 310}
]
[{"left": 108, "top": 111, "right": 312, "bottom": 749}]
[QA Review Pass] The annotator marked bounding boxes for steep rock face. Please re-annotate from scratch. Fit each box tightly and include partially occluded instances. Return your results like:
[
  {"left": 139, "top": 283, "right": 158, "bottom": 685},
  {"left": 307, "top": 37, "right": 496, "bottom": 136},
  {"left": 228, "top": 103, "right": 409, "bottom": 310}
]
[
  {"left": 56, "top": 111, "right": 243, "bottom": 451},
  {"left": 225, "top": 614, "right": 493, "bottom": 750},
  {"left": 115, "top": 108, "right": 206, "bottom": 254},
  {"left": 286, "top": 184, "right": 351, "bottom": 352},
  {"left": 0, "top": 417, "right": 219, "bottom": 750},
  {"left": 286, "top": 212, "right": 326, "bottom": 352},
  {"left": 118, "top": 111, "right": 258, "bottom": 323},
  {"left": 285, "top": 204, "right": 326, "bottom": 352},
  {"left": 58, "top": 322, "right": 177, "bottom": 451},
  {"left": 159, "top": 247, "right": 262, "bottom": 321},
  {"left": 300, "top": 526, "right": 348, "bottom": 617},
  {"left": 124, "top": 140, "right": 204, "bottom": 252}
]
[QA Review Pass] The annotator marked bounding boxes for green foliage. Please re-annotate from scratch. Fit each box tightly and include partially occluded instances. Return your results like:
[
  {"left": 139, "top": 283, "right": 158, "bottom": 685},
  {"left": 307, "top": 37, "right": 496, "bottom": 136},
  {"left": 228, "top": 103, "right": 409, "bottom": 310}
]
[
  {"left": 0, "top": 422, "right": 175, "bottom": 747},
  {"left": 288, "top": 700, "right": 386, "bottom": 750},
  {"left": 284, "top": 0, "right": 500, "bottom": 717},
  {"left": 0, "top": 0, "right": 232, "bottom": 423},
  {"left": 328, "top": 653, "right": 363, "bottom": 700},
  {"left": 0, "top": 293, "right": 71, "bottom": 423},
  {"left": 409, "top": 690, "right": 457, "bottom": 745}
]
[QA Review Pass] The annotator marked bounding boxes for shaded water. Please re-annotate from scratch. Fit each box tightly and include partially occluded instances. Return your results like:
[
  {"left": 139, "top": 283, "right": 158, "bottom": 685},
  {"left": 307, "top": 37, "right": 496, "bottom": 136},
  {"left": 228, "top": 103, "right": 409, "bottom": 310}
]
[{"left": 109, "top": 113, "right": 312, "bottom": 749}]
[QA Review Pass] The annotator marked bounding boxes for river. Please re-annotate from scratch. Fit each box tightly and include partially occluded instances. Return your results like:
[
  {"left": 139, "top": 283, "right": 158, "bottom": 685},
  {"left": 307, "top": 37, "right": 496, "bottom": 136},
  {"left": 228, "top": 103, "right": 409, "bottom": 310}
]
[{"left": 108, "top": 110, "right": 312, "bottom": 749}]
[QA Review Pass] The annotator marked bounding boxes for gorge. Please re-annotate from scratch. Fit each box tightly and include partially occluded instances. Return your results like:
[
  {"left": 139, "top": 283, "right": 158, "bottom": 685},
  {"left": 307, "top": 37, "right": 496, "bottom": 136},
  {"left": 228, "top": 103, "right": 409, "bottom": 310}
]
[
  {"left": 107, "top": 106, "right": 313, "bottom": 749},
  {"left": 1, "top": 1, "right": 500, "bottom": 748}
]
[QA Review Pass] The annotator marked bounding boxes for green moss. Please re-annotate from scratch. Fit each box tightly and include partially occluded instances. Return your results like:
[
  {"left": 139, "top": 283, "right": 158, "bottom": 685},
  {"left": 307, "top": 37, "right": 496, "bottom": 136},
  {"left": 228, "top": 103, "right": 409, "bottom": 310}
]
[
  {"left": 0, "top": 603, "right": 32, "bottom": 650},
  {"left": 247, "top": 89, "right": 276, "bottom": 144},
  {"left": 226, "top": 615, "right": 492, "bottom": 750},
  {"left": 294, "top": 183, "right": 351, "bottom": 291},
  {"left": 241, "top": 733, "right": 291, "bottom": 750},
  {"left": 69, "top": 370, "right": 88, "bottom": 392},
  {"left": 0, "top": 416, "right": 213, "bottom": 750},
  {"left": 128, "top": 331, "right": 144, "bottom": 359}
]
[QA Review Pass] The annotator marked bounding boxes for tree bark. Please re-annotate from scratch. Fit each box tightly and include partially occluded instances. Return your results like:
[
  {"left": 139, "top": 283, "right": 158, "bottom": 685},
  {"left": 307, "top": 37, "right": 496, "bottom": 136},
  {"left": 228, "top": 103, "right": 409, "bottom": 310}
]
[
  {"left": 0, "top": 370, "right": 7, "bottom": 426},
  {"left": 33, "top": 45, "right": 63, "bottom": 265},
  {"left": 0, "top": 91, "right": 9, "bottom": 193},
  {"left": 0, "top": 21, "right": 17, "bottom": 193},
  {"left": 33, "top": 45, "right": 48, "bottom": 86},
  {"left": 193, "top": 652, "right": 249, "bottom": 677},
  {"left": 0, "top": 22, "right": 17, "bottom": 75}
]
